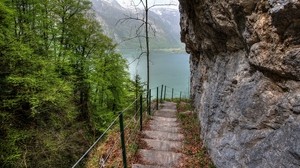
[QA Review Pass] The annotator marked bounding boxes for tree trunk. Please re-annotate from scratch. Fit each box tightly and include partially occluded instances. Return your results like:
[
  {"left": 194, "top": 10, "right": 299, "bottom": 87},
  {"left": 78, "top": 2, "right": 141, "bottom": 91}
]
[{"left": 145, "top": 0, "right": 150, "bottom": 108}]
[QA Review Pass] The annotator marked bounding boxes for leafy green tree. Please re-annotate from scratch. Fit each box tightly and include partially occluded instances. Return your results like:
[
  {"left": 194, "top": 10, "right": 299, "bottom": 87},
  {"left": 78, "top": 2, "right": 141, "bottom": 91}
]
[
  {"left": 0, "top": 0, "right": 136, "bottom": 167},
  {"left": 0, "top": 1, "right": 77, "bottom": 167}
]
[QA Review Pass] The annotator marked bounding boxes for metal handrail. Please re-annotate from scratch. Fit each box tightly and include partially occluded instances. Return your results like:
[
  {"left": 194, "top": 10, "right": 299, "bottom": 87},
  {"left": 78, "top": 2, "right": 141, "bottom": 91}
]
[
  {"left": 72, "top": 114, "right": 120, "bottom": 168},
  {"left": 71, "top": 85, "right": 188, "bottom": 168},
  {"left": 72, "top": 91, "right": 147, "bottom": 168}
]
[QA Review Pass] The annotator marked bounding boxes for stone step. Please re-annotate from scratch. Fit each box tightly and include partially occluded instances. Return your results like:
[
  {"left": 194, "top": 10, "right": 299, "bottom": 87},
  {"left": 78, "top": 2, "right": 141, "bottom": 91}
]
[
  {"left": 149, "top": 123, "right": 180, "bottom": 133},
  {"left": 132, "top": 164, "right": 165, "bottom": 168},
  {"left": 138, "top": 149, "right": 182, "bottom": 167},
  {"left": 160, "top": 102, "right": 177, "bottom": 110},
  {"left": 154, "top": 110, "right": 177, "bottom": 118},
  {"left": 151, "top": 116, "right": 177, "bottom": 122},
  {"left": 159, "top": 109, "right": 176, "bottom": 112},
  {"left": 142, "top": 138, "right": 182, "bottom": 151},
  {"left": 132, "top": 102, "right": 183, "bottom": 168},
  {"left": 143, "top": 130, "right": 184, "bottom": 141},
  {"left": 149, "top": 120, "right": 179, "bottom": 127},
  {"left": 154, "top": 114, "right": 177, "bottom": 118}
]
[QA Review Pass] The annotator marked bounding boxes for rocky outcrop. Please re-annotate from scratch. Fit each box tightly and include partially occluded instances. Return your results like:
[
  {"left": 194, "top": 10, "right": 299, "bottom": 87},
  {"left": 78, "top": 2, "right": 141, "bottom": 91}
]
[{"left": 179, "top": 0, "right": 300, "bottom": 167}]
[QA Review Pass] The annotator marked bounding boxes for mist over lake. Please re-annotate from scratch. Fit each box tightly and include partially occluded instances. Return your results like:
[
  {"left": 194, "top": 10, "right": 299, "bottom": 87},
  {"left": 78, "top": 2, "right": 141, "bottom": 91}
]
[{"left": 121, "top": 49, "right": 190, "bottom": 98}]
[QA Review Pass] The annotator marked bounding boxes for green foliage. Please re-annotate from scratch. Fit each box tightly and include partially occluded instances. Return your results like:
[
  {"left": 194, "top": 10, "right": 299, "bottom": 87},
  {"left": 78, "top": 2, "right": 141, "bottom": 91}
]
[{"left": 0, "top": 0, "right": 140, "bottom": 167}]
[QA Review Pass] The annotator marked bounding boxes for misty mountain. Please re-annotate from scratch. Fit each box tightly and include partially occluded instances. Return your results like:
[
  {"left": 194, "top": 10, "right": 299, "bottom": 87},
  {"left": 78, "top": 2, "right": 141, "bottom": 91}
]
[{"left": 91, "top": 0, "right": 183, "bottom": 49}]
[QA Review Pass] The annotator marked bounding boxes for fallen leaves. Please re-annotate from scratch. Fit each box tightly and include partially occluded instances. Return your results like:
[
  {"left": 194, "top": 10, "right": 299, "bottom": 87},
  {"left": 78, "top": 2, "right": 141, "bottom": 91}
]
[{"left": 177, "top": 102, "right": 215, "bottom": 168}]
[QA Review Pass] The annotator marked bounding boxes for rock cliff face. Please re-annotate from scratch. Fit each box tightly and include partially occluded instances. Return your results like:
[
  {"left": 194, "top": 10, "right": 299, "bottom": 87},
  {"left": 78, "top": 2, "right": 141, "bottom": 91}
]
[{"left": 179, "top": 0, "right": 300, "bottom": 167}]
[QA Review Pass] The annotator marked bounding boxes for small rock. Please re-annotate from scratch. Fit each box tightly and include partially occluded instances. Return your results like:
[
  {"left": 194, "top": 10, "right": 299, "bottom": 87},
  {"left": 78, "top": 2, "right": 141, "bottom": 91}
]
[{"left": 292, "top": 105, "right": 300, "bottom": 114}]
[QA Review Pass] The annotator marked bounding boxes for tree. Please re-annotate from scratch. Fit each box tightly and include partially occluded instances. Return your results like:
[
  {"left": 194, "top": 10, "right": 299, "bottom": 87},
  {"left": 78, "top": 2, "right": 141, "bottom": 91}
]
[
  {"left": 119, "top": 0, "right": 176, "bottom": 105},
  {"left": 0, "top": 0, "right": 134, "bottom": 167}
]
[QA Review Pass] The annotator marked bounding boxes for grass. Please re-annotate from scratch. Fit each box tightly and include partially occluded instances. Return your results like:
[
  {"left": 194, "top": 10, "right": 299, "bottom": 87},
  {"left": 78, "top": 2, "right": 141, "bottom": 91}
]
[{"left": 177, "top": 102, "right": 216, "bottom": 168}]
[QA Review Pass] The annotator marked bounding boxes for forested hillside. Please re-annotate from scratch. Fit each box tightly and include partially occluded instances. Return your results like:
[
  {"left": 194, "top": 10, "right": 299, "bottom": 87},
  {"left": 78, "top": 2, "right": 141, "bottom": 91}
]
[
  {"left": 0, "top": 0, "right": 137, "bottom": 167},
  {"left": 91, "top": 0, "right": 183, "bottom": 49}
]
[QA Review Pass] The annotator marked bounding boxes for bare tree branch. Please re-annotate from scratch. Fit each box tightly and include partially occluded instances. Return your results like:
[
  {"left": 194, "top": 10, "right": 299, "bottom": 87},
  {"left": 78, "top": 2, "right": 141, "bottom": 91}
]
[
  {"left": 128, "top": 51, "right": 146, "bottom": 65},
  {"left": 148, "top": 3, "right": 177, "bottom": 10},
  {"left": 140, "top": 0, "right": 146, "bottom": 9},
  {"left": 116, "top": 35, "right": 141, "bottom": 45},
  {"left": 115, "top": 0, "right": 176, "bottom": 95},
  {"left": 136, "top": 22, "right": 145, "bottom": 35},
  {"left": 148, "top": 23, "right": 156, "bottom": 37},
  {"left": 116, "top": 14, "right": 144, "bottom": 26}
]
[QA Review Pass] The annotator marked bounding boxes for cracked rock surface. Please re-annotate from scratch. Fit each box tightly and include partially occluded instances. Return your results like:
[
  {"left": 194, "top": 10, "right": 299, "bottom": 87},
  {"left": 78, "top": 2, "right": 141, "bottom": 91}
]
[{"left": 179, "top": 0, "right": 300, "bottom": 167}]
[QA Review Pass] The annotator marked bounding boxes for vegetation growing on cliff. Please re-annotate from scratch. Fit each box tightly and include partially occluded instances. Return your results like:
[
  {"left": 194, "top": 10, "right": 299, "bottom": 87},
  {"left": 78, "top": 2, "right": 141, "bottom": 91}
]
[
  {"left": 0, "top": 0, "right": 137, "bottom": 167},
  {"left": 177, "top": 102, "right": 215, "bottom": 168}
]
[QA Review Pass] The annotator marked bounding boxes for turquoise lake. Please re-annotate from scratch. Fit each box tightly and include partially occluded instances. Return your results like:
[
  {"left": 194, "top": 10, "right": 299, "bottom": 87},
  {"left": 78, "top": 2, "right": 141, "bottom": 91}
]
[{"left": 120, "top": 50, "right": 190, "bottom": 98}]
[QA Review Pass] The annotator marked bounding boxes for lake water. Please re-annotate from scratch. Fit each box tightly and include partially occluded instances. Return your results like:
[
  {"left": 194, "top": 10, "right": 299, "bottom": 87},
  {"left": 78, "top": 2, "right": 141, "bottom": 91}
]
[{"left": 120, "top": 49, "right": 190, "bottom": 98}]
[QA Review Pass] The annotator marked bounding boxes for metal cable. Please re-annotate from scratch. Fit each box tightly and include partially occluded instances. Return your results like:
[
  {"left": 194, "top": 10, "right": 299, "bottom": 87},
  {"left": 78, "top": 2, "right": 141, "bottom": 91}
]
[
  {"left": 99, "top": 105, "right": 141, "bottom": 168},
  {"left": 125, "top": 116, "right": 140, "bottom": 144},
  {"left": 100, "top": 134, "right": 121, "bottom": 168},
  {"left": 122, "top": 95, "right": 141, "bottom": 113},
  {"left": 72, "top": 86, "right": 182, "bottom": 167},
  {"left": 126, "top": 119, "right": 140, "bottom": 145},
  {"left": 98, "top": 106, "right": 142, "bottom": 168},
  {"left": 72, "top": 114, "right": 120, "bottom": 168},
  {"left": 124, "top": 105, "right": 141, "bottom": 130}
]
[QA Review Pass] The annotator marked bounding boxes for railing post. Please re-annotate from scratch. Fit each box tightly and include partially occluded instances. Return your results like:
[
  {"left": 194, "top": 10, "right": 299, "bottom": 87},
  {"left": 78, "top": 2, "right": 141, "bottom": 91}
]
[
  {"left": 180, "top": 91, "right": 182, "bottom": 102},
  {"left": 156, "top": 87, "right": 159, "bottom": 110},
  {"left": 160, "top": 85, "right": 163, "bottom": 103},
  {"left": 139, "top": 94, "right": 143, "bottom": 131},
  {"left": 146, "top": 90, "right": 149, "bottom": 117},
  {"left": 119, "top": 112, "right": 127, "bottom": 168},
  {"left": 135, "top": 98, "right": 138, "bottom": 117},
  {"left": 164, "top": 85, "right": 166, "bottom": 100},
  {"left": 171, "top": 88, "right": 174, "bottom": 101},
  {"left": 135, "top": 76, "right": 138, "bottom": 116},
  {"left": 148, "top": 89, "right": 151, "bottom": 115}
]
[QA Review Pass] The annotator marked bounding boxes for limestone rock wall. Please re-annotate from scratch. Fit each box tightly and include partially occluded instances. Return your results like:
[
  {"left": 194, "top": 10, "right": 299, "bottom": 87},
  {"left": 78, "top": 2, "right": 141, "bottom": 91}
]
[{"left": 179, "top": 0, "right": 300, "bottom": 167}]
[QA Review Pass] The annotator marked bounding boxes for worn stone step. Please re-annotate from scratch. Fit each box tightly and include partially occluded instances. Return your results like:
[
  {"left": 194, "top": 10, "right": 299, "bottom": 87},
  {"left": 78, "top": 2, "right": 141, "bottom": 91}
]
[
  {"left": 149, "top": 123, "right": 180, "bottom": 133},
  {"left": 151, "top": 116, "right": 177, "bottom": 122},
  {"left": 154, "top": 110, "right": 177, "bottom": 118},
  {"left": 132, "top": 102, "right": 183, "bottom": 168},
  {"left": 138, "top": 149, "right": 182, "bottom": 167},
  {"left": 142, "top": 138, "right": 182, "bottom": 151},
  {"left": 154, "top": 113, "right": 177, "bottom": 118},
  {"left": 160, "top": 102, "right": 177, "bottom": 110},
  {"left": 132, "top": 164, "right": 165, "bottom": 168},
  {"left": 149, "top": 120, "right": 179, "bottom": 127},
  {"left": 143, "top": 130, "right": 184, "bottom": 141},
  {"left": 159, "top": 109, "right": 176, "bottom": 112},
  {"left": 154, "top": 114, "right": 177, "bottom": 119}
]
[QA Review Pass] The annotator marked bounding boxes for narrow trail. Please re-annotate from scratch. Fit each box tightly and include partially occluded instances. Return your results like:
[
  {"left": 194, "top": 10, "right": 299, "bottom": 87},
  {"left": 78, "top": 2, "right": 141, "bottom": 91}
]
[{"left": 133, "top": 102, "right": 184, "bottom": 168}]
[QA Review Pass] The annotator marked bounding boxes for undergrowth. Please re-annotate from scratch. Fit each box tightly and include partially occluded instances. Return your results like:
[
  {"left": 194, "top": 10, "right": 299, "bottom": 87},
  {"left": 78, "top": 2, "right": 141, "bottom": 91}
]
[
  {"left": 177, "top": 102, "right": 216, "bottom": 168},
  {"left": 85, "top": 110, "right": 151, "bottom": 168}
]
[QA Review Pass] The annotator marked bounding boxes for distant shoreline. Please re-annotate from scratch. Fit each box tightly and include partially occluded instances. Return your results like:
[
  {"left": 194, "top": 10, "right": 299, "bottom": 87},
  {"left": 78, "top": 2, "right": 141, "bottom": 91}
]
[
  {"left": 153, "top": 48, "right": 186, "bottom": 53},
  {"left": 117, "top": 47, "right": 187, "bottom": 54}
]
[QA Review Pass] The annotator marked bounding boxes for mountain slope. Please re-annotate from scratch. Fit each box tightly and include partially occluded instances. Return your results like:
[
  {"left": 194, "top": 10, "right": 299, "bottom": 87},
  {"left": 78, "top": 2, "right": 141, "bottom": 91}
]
[{"left": 91, "top": 0, "right": 183, "bottom": 49}]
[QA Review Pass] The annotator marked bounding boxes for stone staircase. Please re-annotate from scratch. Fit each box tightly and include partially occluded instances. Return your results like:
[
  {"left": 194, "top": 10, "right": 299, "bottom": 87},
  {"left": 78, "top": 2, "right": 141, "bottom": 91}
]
[{"left": 132, "top": 102, "right": 184, "bottom": 168}]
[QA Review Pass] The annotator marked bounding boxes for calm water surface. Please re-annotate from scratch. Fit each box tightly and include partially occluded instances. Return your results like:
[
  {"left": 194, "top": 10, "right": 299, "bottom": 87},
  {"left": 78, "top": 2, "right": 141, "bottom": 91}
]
[{"left": 121, "top": 50, "right": 190, "bottom": 98}]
